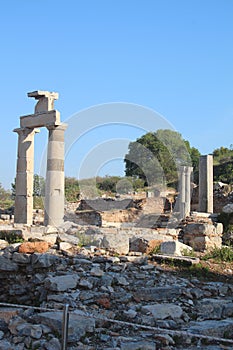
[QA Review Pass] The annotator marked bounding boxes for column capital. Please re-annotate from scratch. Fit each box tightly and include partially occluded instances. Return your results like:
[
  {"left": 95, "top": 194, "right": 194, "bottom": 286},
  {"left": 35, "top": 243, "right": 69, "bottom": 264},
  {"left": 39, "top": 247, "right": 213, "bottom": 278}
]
[
  {"left": 28, "top": 90, "right": 59, "bottom": 114},
  {"left": 46, "top": 123, "right": 68, "bottom": 131},
  {"left": 13, "top": 127, "right": 40, "bottom": 135},
  {"left": 179, "top": 165, "right": 193, "bottom": 173},
  {"left": 184, "top": 166, "right": 193, "bottom": 175}
]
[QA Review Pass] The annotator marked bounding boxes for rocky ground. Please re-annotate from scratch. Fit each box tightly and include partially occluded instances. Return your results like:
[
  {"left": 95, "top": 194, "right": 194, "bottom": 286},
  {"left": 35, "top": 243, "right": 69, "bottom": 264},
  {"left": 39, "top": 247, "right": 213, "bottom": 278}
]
[{"left": 0, "top": 232, "right": 233, "bottom": 350}]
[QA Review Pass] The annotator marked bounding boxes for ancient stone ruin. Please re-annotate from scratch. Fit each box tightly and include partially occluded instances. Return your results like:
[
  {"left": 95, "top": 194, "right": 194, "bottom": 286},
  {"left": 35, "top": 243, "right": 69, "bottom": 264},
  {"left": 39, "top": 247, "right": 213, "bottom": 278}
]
[
  {"left": 1, "top": 91, "right": 232, "bottom": 349},
  {"left": 14, "top": 91, "right": 67, "bottom": 227}
]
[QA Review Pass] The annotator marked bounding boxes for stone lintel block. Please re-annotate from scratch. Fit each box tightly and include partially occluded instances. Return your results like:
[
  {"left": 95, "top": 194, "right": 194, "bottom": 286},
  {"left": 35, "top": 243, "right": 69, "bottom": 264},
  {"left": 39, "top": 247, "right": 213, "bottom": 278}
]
[
  {"left": 20, "top": 110, "right": 60, "bottom": 128},
  {"left": 28, "top": 90, "right": 59, "bottom": 100}
]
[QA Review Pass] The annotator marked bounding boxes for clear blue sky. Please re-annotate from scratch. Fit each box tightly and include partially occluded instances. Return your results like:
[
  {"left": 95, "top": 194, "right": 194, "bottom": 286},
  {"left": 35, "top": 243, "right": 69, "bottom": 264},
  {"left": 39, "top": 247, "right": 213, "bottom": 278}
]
[{"left": 1, "top": 0, "right": 233, "bottom": 189}]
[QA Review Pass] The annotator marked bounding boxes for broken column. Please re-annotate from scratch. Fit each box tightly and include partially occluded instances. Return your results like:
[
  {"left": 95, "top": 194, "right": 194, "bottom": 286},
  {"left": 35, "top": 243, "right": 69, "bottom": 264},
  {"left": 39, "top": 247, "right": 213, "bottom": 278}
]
[
  {"left": 44, "top": 124, "right": 67, "bottom": 226},
  {"left": 198, "top": 154, "right": 213, "bottom": 213},
  {"left": 178, "top": 166, "right": 193, "bottom": 218},
  {"left": 14, "top": 128, "right": 39, "bottom": 224}
]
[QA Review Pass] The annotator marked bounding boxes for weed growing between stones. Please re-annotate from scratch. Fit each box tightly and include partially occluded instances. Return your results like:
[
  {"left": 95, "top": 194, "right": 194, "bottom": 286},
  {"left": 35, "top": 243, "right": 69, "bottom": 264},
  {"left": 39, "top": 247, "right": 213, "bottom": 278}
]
[
  {"left": 181, "top": 248, "right": 197, "bottom": 257},
  {"left": 203, "top": 246, "right": 233, "bottom": 262},
  {"left": 185, "top": 263, "right": 210, "bottom": 278},
  {"left": 75, "top": 230, "right": 93, "bottom": 247},
  {"left": 148, "top": 245, "right": 161, "bottom": 255},
  {"left": 0, "top": 230, "right": 24, "bottom": 244}
]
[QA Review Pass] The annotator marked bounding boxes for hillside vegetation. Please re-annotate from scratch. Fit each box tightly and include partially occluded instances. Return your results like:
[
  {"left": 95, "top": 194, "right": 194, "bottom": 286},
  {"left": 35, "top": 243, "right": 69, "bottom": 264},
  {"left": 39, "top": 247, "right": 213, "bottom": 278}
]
[{"left": 1, "top": 133, "right": 233, "bottom": 209}]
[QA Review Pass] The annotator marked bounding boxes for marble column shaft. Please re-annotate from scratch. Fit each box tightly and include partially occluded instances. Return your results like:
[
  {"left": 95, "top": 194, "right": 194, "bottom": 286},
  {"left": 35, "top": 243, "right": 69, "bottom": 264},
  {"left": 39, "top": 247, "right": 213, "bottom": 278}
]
[
  {"left": 199, "top": 155, "right": 213, "bottom": 213},
  {"left": 14, "top": 127, "right": 39, "bottom": 224},
  {"left": 44, "top": 124, "right": 67, "bottom": 226},
  {"left": 179, "top": 166, "right": 193, "bottom": 218}
]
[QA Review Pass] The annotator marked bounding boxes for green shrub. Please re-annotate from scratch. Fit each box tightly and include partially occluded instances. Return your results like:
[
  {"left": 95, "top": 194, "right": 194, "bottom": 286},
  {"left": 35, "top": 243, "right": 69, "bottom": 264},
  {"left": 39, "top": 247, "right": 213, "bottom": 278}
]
[
  {"left": 203, "top": 246, "right": 233, "bottom": 262},
  {"left": 181, "top": 248, "right": 196, "bottom": 257},
  {"left": 0, "top": 230, "right": 24, "bottom": 244},
  {"left": 33, "top": 196, "right": 44, "bottom": 209},
  {"left": 75, "top": 231, "right": 93, "bottom": 247}
]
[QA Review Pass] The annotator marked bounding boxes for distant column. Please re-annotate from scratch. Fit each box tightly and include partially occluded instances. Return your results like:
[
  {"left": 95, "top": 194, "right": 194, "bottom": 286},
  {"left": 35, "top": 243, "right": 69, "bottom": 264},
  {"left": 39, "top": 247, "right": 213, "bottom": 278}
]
[
  {"left": 178, "top": 166, "right": 193, "bottom": 218},
  {"left": 44, "top": 124, "right": 67, "bottom": 226},
  {"left": 14, "top": 127, "right": 39, "bottom": 224},
  {"left": 179, "top": 166, "right": 186, "bottom": 219},
  {"left": 185, "top": 166, "right": 193, "bottom": 216},
  {"left": 199, "top": 155, "right": 213, "bottom": 213}
]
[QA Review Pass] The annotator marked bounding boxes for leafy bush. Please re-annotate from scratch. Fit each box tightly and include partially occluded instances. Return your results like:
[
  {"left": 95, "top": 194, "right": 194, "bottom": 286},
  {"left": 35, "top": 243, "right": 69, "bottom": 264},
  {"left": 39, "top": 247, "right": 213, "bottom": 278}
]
[{"left": 0, "top": 230, "right": 24, "bottom": 244}]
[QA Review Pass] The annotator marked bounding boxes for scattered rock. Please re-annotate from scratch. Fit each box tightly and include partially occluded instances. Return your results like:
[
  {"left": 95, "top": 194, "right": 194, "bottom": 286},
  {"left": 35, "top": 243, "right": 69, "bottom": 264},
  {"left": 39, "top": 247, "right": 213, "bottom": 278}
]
[
  {"left": 19, "top": 242, "right": 49, "bottom": 254},
  {"left": 45, "top": 275, "right": 79, "bottom": 292},
  {"left": 142, "top": 303, "right": 183, "bottom": 320},
  {"left": 102, "top": 232, "right": 129, "bottom": 255}
]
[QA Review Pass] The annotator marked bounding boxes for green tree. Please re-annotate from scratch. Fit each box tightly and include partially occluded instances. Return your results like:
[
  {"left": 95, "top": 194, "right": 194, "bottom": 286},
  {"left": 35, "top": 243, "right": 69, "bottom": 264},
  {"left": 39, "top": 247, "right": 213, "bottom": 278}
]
[
  {"left": 65, "top": 177, "right": 80, "bottom": 202},
  {"left": 96, "top": 176, "right": 121, "bottom": 193},
  {"left": 33, "top": 174, "right": 45, "bottom": 197},
  {"left": 11, "top": 175, "right": 45, "bottom": 198},
  {"left": 0, "top": 183, "right": 14, "bottom": 209},
  {"left": 213, "top": 146, "right": 233, "bottom": 165},
  {"left": 124, "top": 129, "right": 200, "bottom": 186},
  {"left": 116, "top": 178, "right": 133, "bottom": 194}
]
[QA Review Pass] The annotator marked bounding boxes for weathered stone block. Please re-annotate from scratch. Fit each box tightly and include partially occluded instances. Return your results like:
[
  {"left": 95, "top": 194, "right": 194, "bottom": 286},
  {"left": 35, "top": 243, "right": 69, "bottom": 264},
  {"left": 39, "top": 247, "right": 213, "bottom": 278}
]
[
  {"left": 188, "top": 319, "right": 233, "bottom": 338},
  {"left": 12, "top": 252, "right": 31, "bottom": 264},
  {"left": 45, "top": 274, "right": 79, "bottom": 292},
  {"left": 31, "top": 253, "right": 58, "bottom": 268},
  {"left": 20, "top": 110, "right": 60, "bottom": 128},
  {"left": 36, "top": 311, "right": 95, "bottom": 342},
  {"left": 142, "top": 303, "right": 183, "bottom": 320},
  {"left": 0, "top": 256, "right": 18, "bottom": 271},
  {"left": 18, "top": 242, "right": 49, "bottom": 254},
  {"left": 133, "top": 286, "right": 182, "bottom": 302},
  {"left": 160, "top": 241, "right": 192, "bottom": 256},
  {"left": 102, "top": 232, "right": 129, "bottom": 255}
]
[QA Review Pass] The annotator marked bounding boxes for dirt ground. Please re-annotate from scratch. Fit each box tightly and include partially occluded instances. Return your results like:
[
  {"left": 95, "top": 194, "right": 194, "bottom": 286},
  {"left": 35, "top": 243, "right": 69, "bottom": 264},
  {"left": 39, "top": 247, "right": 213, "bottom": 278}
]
[{"left": 150, "top": 257, "right": 233, "bottom": 284}]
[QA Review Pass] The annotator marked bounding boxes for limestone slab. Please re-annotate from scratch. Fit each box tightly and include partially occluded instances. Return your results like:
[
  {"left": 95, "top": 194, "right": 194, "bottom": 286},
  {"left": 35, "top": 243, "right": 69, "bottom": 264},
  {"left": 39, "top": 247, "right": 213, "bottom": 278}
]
[
  {"left": 142, "top": 303, "right": 183, "bottom": 320},
  {"left": 36, "top": 311, "right": 95, "bottom": 342},
  {"left": 20, "top": 110, "right": 60, "bottom": 128}
]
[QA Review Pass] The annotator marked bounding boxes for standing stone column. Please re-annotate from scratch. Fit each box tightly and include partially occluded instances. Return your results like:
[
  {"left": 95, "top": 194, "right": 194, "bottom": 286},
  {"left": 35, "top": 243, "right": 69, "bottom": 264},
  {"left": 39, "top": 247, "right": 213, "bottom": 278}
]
[
  {"left": 199, "top": 154, "right": 213, "bottom": 213},
  {"left": 178, "top": 166, "right": 186, "bottom": 219},
  {"left": 44, "top": 124, "right": 67, "bottom": 226},
  {"left": 178, "top": 166, "right": 193, "bottom": 218},
  {"left": 185, "top": 166, "right": 193, "bottom": 216},
  {"left": 14, "top": 127, "right": 39, "bottom": 224}
]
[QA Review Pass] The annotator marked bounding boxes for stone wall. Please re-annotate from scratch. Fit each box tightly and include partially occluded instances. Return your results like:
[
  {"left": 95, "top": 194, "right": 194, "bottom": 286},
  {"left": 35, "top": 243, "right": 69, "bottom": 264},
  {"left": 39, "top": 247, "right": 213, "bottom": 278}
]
[
  {"left": 77, "top": 198, "right": 136, "bottom": 211},
  {"left": 182, "top": 213, "right": 223, "bottom": 251},
  {"left": 101, "top": 208, "right": 140, "bottom": 224}
]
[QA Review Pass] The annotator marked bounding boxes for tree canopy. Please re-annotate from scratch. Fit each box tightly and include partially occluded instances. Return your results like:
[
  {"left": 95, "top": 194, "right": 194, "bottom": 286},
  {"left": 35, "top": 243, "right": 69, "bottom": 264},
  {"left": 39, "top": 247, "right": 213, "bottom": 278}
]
[
  {"left": 0, "top": 183, "right": 13, "bottom": 209},
  {"left": 124, "top": 129, "right": 200, "bottom": 186}
]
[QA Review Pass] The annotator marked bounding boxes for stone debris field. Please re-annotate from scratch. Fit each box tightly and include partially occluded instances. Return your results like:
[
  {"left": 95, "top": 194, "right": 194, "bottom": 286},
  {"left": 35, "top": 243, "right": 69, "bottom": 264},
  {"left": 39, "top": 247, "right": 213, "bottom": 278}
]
[{"left": 0, "top": 222, "right": 232, "bottom": 350}]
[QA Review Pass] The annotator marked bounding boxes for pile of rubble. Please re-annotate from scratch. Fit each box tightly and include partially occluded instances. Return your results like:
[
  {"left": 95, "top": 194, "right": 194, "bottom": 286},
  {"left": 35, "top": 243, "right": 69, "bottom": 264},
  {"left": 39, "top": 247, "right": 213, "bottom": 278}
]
[{"left": 0, "top": 224, "right": 232, "bottom": 349}]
